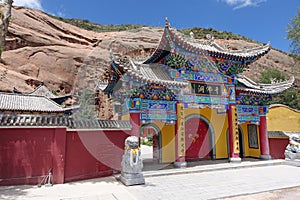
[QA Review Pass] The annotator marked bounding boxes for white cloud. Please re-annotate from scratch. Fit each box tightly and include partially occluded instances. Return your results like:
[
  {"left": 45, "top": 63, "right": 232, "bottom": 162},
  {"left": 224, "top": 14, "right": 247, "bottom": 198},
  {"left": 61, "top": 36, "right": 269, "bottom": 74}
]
[
  {"left": 56, "top": 11, "right": 65, "bottom": 18},
  {"left": 220, "top": 0, "right": 266, "bottom": 10},
  {"left": 13, "top": 0, "right": 43, "bottom": 11}
]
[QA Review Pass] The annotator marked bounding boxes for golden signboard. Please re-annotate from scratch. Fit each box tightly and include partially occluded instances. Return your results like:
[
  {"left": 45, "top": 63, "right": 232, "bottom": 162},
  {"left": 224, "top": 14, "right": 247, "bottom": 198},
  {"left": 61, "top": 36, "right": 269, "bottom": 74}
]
[
  {"left": 191, "top": 82, "right": 221, "bottom": 96},
  {"left": 177, "top": 103, "right": 185, "bottom": 157},
  {"left": 231, "top": 105, "right": 240, "bottom": 154}
]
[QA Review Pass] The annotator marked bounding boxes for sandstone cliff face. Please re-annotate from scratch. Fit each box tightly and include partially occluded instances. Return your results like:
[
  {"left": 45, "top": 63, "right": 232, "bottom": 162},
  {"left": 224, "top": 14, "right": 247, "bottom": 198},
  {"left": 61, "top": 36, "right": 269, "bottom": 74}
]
[
  {"left": 0, "top": 6, "right": 298, "bottom": 118},
  {"left": 0, "top": 6, "right": 161, "bottom": 94}
]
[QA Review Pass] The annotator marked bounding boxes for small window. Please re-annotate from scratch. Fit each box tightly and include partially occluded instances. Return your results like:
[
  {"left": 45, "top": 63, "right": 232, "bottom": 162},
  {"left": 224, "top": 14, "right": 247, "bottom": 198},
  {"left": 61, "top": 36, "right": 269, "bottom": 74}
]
[{"left": 248, "top": 124, "right": 258, "bottom": 149}]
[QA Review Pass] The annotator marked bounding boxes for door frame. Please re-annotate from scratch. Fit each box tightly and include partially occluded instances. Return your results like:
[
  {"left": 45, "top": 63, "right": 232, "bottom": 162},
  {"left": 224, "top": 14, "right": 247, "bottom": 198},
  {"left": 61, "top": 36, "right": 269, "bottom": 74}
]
[
  {"left": 239, "top": 127, "right": 245, "bottom": 158},
  {"left": 140, "top": 123, "right": 162, "bottom": 163},
  {"left": 226, "top": 126, "right": 245, "bottom": 159},
  {"left": 185, "top": 114, "right": 216, "bottom": 159}
]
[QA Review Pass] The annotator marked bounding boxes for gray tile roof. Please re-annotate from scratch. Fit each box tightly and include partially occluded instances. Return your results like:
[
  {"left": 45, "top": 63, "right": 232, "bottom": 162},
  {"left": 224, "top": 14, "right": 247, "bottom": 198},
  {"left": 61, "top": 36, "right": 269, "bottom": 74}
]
[
  {"left": 0, "top": 113, "right": 131, "bottom": 130},
  {"left": 0, "top": 113, "right": 70, "bottom": 126},
  {"left": 70, "top": 119, "right": 132, "bottom": 130},
  {"left": 236, "top": 76, "right": 294, "bottom": 94},
  {"left": 162, "top": 18, "right": 271, "bottom": 58},
  {"left": 26, "top": 84, "right": 71, "bottom": 100},
  {"left": 170, "top": 27, "right": 270, "bottom": 58},
  {"left": 27, "top": 84, "right": 57, "bottom": 98},
  {"left": 127, "top": 62, "right": 187, "bottom": 87},
  {"left": 109, "top": 52, "right": 187, "bottom": 88},
  {"left": 0, "top": 92, "right": 73, "bottom": 112}
]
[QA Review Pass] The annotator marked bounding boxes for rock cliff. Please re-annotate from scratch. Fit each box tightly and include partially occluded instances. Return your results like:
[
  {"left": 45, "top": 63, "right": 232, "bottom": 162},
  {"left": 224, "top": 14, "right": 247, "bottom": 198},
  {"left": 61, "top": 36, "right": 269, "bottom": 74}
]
[{"left": 0, "top": 6, "right": 298, "bottom": 118}]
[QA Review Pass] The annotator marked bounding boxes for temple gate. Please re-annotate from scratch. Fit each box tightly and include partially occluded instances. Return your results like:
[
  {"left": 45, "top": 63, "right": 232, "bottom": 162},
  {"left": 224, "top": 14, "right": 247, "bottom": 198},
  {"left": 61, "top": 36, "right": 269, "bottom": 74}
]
[{"left": 102, "top": 18, "right": 294, "bottom": 166}]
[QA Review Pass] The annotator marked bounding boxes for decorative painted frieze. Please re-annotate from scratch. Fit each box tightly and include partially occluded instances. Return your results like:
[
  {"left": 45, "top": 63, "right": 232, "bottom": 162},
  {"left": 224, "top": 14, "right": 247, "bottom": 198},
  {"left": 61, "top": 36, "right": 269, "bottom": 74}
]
[{"left": 236, "top": 105, "right": 260, "bottom": 124}]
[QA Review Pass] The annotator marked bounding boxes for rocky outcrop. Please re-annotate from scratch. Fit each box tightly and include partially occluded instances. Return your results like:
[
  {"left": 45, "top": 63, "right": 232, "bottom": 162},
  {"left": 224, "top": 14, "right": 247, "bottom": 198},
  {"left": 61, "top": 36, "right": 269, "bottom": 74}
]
[
  {"left": 0, "top": 6, "right": 161, "bottom": 95},
  {"left": 0, "top": 6, "right": 298, "bottom": 119}
]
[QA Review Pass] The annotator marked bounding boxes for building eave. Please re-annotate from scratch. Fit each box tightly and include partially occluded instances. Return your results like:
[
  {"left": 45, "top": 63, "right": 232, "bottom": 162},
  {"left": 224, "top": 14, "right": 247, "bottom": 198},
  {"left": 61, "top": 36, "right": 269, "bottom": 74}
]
[
  {"left": 15, "top": 84, "right": 72, "bottom": 102},
  {"left": 143, "top": 18, "right": 270, "bottom": 65},
  {"left": 127, "top": 61, "right": 188, "bottom": 88},
  {"left": 236, "top": 76, "right": 294, "bottom": 95},
  {"left": 0, "top": 92, "right": 78, "bottom": 113}
]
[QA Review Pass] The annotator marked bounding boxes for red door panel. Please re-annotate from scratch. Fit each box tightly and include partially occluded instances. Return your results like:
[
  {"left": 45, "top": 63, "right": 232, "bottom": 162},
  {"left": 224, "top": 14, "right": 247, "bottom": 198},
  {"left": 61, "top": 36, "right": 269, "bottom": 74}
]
[{"left": 185, "top": 118, "right": 210, "bottom": 159}]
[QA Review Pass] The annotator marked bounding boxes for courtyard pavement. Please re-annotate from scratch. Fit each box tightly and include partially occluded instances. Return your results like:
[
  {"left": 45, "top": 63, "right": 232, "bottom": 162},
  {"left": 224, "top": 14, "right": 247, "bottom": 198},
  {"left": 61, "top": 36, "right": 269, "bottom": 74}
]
[{"left": 1, "top": 159, "right": 300, "bottom": 200}]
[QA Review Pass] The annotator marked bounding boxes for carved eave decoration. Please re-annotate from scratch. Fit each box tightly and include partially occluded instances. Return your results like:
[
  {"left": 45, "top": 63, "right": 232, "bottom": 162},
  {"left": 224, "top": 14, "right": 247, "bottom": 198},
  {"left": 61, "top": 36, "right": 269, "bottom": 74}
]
[
  {"left": 236, "top": 75, "right": 294, "bottom": 95},
  {"left": 143, "top": 18, "right": 270, "bottom": 75}
]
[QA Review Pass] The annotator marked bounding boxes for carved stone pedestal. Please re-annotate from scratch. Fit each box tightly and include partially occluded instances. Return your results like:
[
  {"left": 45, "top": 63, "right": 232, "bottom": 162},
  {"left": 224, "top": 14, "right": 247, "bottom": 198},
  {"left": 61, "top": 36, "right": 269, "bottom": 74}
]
[
  {"left": 285, "top": 159, "right": 300, "bottom": 167},
  {"left": 229, "top": 157, "right": 241, "bottom": 163},
  {"left": 284, "top": 134, "right": 300, "bottom": 167},
  {"left": 174, "top": 161, "right": 187, "bottom": 168},
  {"left": 285, "top": 151, "right": 300, "bottom": 167},
  {"left": 119, "top": 172, "right": 145, "bottom": 186}
]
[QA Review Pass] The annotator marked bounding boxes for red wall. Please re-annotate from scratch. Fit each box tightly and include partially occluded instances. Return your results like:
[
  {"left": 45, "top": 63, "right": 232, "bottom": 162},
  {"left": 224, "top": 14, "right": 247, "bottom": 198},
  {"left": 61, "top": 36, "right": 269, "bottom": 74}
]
[
  {"left": 0, "top": 128, "right": 130, "bottom": 186},
  {"left": 269, "top": 138, "right": 289, "bottom": 159},
  {"left": 0, "top": 126, "right": 290, "bottom": 186},
  {"left": 64, "top": 130, "right": 129, "bottom": 183},
  {"left": 0, "top": 128, "right": 66, "bottom": 185}
]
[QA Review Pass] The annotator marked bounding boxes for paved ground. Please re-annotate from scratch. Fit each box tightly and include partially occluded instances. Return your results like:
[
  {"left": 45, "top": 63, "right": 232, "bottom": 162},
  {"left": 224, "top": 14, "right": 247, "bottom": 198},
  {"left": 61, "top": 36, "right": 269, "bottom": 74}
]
[
  {"left": 1, "top": 160, "right": 300, "bottom": 200},
  {"left": 221, "top": 186, "right": 300, "bottom": 200}
]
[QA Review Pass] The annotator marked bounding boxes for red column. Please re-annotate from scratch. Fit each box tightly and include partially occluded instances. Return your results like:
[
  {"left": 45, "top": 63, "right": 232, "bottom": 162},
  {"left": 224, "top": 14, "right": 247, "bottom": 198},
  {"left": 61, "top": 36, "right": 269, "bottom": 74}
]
[
  {"left": 228, "top": 104, "right": 235, "bottom": 158},
  {"left": 227, "top": 81, "right": 241, "bottom": 163},
  {"left": 259, "top": 115, "right": 271, "bottom": 159},
  {"left": 130, "top": 112, "right": 140, "bottom": 138}
]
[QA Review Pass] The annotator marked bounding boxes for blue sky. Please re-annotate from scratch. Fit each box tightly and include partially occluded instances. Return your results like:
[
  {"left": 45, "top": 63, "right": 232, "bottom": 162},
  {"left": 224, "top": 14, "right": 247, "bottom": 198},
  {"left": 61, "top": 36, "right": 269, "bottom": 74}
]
[{"left": 13, "top": 0, "right": 299, "bottom": 53}]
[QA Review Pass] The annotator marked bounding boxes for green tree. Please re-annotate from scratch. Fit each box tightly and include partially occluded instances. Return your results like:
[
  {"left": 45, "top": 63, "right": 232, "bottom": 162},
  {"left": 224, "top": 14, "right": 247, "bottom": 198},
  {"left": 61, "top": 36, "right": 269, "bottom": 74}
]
[
  {"left": 281, "top": 88, "right": 300, "bottom": 109},
  {"left": 0, "top": 0, "right": 13, "bottom": 80},
  {"left": 272, "top": 88, "right": 300, "bottom": 110},
  {"left": 259, "top": 69, "right": 286, "bottom": 84},
  {"left": 0, "top": 0, "right": 13, "bottom": 60},
  {"left": 287, "top": 7, "right": 300, "bottom": 55},
  {"left": 259, "top": 69, "right": 300, "bottom": 110},
  {"left": 73, "top": 88, "right": 97, "bottom": 119}
]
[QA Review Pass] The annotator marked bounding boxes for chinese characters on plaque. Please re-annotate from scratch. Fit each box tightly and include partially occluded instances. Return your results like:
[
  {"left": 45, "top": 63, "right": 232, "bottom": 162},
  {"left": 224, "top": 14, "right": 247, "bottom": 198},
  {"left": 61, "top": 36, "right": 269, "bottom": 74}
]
[
  {"left": 177, "top": 103, "right": 185, "bottom": 156},
  {"left": 191, "top": 82, "right": 221, "bottom": 96}
]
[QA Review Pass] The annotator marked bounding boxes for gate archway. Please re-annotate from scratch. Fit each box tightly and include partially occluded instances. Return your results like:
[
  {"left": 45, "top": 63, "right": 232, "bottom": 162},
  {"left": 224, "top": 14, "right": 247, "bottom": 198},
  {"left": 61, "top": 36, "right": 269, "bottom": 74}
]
[
  {"left": 239, "top": 127, "right": 245, "bottom": 158},
  {"left": 140, "top": 123, "right": 161, "bottom": 163},
  {"left": 185, "top": 114, "right": 215, "bottom": 160}
]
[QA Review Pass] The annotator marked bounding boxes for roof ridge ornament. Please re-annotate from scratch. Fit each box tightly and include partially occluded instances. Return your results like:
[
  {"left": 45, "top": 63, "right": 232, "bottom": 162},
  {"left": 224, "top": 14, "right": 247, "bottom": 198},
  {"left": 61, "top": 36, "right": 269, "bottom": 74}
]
[
  {"left": 110, "top": 49, "right": 113, "bottom": 60},
  {"left": 224, "top": 42, "right": 230, "bottom": 50},
  {"left": 206, "top": 34, "right": 215, "bottom": 45},
  {"left": 165, "top": 16, "right": 170, "bottom": 28},
  {"left": 189, "top": 31, "right": 194, "bottom": 40}
]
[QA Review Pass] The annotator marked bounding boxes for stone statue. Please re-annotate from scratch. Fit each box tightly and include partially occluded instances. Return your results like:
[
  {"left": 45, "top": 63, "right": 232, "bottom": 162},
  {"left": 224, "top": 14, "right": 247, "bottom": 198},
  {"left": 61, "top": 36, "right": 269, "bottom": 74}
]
[
  {"left": 119, "top": 136, "right": 145, "bottom": 186},
  {"left": 285, "top": 134, "right": 300, "bottom": 160}
]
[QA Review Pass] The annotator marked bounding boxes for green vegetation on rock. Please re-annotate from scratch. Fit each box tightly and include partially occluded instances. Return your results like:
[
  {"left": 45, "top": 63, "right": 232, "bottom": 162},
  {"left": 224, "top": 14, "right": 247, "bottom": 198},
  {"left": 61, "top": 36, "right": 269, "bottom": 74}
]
[
  {"left": 51, "top": 15, "right": 259, "bottom": 44},
  {"left": 52, "top": 17, "right": 143, "bottom": 32},
  {"left": 259, "top": 69, "right": 286, "bottom": 84},
  {"left": 179, "top": 27, "right": 259, "bottom": 43}
]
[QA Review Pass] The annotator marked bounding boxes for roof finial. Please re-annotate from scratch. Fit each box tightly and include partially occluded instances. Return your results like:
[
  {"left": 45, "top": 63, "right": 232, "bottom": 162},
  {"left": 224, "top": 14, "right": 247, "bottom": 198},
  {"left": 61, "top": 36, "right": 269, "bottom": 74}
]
[
  {"left": 206, "top": 34, "right": 214, "bottom": 45},
  {"left": 165, "top": 16, "right": 170, "bottom": 28},
  {"left": 190, "top": 31, "right": 194, "bottom": 39},
  {"left": 110, "top": 48, "right": 113, "bottom": 60}
]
